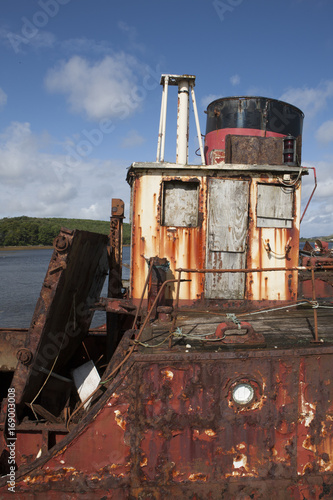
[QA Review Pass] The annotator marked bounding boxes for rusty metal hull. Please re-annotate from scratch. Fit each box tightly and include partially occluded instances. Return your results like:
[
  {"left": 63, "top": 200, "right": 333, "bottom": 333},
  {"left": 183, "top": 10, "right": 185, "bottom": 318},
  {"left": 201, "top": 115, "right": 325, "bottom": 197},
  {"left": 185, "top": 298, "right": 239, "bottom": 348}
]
[
  {"left": 4, "top": 229, "right": 108, "bottom": 421},
  {"left": 0, "top": 330, "right": 27, "bottom": 372},
  {"left": 1, "top": 307, "right": 333, "bottom": 499}
]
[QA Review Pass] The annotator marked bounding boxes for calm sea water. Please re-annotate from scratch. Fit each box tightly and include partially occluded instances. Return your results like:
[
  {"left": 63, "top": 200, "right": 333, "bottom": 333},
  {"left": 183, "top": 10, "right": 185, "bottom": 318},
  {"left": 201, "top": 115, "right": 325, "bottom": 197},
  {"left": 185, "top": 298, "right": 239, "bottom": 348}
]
[{"left": 0, "top": 247, "right": 130, "bottom": 328}]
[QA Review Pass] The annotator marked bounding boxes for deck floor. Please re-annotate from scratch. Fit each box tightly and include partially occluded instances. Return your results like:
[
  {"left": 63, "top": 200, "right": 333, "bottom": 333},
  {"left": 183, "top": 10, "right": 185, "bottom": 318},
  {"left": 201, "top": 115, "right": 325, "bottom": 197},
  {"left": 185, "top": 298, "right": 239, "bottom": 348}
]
[{"left": 139, "top": 304, "right": 333, "bottom": 353}]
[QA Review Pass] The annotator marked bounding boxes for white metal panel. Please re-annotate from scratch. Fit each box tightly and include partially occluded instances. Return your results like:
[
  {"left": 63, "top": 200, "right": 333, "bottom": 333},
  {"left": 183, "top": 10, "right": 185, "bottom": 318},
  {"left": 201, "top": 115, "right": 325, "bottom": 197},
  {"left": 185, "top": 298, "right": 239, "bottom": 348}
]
[
  {"left": 257, "top": 217, "right": 292, "bottom": 228},
  {"left": 257, "top": 184, "right": 294, "bottom": 227},
  {"left": 72, "top": 361, "right": 101, "bottom": 410}
]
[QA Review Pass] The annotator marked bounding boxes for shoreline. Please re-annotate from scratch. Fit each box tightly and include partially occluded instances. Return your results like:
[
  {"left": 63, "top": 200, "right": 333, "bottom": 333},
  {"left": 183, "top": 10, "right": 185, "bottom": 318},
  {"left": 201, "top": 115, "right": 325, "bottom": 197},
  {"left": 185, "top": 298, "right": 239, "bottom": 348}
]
[
  {"left": 0, "top": 245, "right": 54, "bottom": 251},
  {"left": 0, "top": 244, "right": 130, "bottom": 251}
]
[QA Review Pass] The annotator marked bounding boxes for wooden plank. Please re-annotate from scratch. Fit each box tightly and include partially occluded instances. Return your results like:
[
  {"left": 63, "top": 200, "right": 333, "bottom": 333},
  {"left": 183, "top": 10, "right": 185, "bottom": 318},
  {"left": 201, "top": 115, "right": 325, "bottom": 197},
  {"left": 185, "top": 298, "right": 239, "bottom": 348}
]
[
  {"left": 163, "top": 181, "right": 198, "bottom": 227},
  {"left": 27, "top": 404, "right": 59, "bottom": 424},
  {"left": 208, "top": 179, "right": 249, "bottom": 252},
  {"left": 206, "top": 179, "right": 249, "bottom": 299},
  {"left": 205, "top": 251, "right": 246, "bottom": 299}
]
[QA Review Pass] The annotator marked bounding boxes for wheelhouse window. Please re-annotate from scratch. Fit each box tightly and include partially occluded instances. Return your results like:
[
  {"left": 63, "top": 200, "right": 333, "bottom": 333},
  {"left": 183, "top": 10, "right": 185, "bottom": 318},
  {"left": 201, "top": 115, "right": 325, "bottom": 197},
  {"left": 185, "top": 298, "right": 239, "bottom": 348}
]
[
  {"left": 257, "top": 184, "right": 294, "bottom": 228},
  {"left": 162, "top": 180, "right": 199, "bottom": 227}
]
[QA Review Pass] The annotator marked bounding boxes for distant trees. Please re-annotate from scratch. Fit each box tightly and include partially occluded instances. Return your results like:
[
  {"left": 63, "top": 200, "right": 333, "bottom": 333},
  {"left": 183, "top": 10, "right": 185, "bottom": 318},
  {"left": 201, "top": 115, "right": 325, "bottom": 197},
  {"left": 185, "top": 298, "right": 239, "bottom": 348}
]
[{"left": 0, "top": 216, "right": 131, "bottom": 247}]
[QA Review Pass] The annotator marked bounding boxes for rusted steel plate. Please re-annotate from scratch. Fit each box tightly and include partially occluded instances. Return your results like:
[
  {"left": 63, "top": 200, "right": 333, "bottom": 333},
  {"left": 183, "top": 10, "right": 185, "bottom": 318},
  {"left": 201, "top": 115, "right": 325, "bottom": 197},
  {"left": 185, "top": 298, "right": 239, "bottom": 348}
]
[
  {"left": 247, "top": 178, "right": 301, "bottom": 303},
  {"left": 108, "top": 199, "right": 124, "bottom": 299},
  {"left": 130, "top": 169, "right": 206, "bottom": 305},
  {"left": 0, "top": 329, "right": 27, "bottom": 371},
  {"left": 94, "top": 297, "right": 136, "bottom": 315},
  {"left": 299, "top": 277, "right": 333, "bottom": 299},
  {"left": 6, "top": 228, "right": 108, "bottom": 419},
  {"left": 2, "top": 338, "right": 333, "bottom": 498},
  {"left": 225, "top": 135, "right": 284, "bottom": 165}
]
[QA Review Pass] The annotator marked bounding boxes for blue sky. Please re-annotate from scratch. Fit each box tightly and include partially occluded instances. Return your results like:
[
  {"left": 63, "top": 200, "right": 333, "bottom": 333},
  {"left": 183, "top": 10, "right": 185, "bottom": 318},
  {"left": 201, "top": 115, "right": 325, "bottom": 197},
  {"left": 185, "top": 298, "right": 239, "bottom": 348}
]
[{"left": 0, "top": 0, "right": 332, "bottom": 237}]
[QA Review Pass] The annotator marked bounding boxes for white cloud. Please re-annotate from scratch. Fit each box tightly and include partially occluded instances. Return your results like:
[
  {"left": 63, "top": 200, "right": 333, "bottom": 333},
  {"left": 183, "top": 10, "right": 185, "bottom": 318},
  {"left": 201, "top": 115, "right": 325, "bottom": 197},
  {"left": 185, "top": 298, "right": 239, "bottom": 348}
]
[
  {"left": 230, "top": 74, "right": 240, "bottom": 86},
  {"left": 316, "top": 120, "right": 333, "bottom": 144},
  {"left": 120, "top": 129, "right": 145, "bottom": 148},
  {"left": 245, "top": 85, "right": 271, "bottom": 96},
  {"left": 118, "top": 21, "right": 137, "bottom": 39},
  {"left": 200, "top": 94, "right": 220, "bottom": 109},
  {"left": 0, "top": 121, "right": 130, "bottom": 220},
  {"left": 0, "top": 122, "right": 40, "bottom": 183},
  {"left": 118, "top": 21, "right": 145, "bottom": 53},
  {"left": 45, "top": 54, "right": 142, "bottom": 121},
  {"left": 0, "top": 88, "right": 7, "bottom": 108},
  {"left": 280, "top": 81, "right": 333, "bottom": 118},
  {"left": 300, "top": 159, "right": 333, "bottom": 237}
]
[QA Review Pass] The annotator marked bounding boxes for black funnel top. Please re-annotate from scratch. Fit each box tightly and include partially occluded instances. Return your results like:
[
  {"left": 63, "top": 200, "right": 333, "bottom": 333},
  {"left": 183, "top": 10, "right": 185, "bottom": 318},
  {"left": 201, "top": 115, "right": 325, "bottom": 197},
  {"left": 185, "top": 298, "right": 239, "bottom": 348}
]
[{"left": 206, "top": 97, "right": 304, "bottom": 137}]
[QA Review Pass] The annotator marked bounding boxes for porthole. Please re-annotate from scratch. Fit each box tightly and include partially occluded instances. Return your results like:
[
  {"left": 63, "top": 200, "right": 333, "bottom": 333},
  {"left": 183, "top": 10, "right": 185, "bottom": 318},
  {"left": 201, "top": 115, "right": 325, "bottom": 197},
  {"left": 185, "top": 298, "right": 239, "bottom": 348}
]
[{"left": 232, "top": 383, "right": 255, "bottom": 406}]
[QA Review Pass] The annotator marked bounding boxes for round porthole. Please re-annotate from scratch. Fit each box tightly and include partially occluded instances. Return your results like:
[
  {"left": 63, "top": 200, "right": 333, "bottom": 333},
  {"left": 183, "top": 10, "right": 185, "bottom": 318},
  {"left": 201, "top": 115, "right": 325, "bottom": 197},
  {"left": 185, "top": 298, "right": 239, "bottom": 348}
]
[{"left": 232, "top": 383, "right": 255, "bottom": 405}]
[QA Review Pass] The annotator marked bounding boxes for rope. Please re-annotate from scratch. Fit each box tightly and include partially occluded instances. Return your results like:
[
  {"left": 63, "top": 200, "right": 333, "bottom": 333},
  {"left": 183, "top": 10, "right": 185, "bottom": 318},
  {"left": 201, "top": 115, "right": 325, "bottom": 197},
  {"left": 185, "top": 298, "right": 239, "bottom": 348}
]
[
  {"left": 241, "top": 301, "right": 314, "bottom": 317},
  {"left": 172, "top": 327, "right": 215, "bottom": 340},
  {"left": 226, "top": 313, "right": 241, "bottom": 329},
  {"left": 133, "top": 335, "right": 173, "bottom": 348}
]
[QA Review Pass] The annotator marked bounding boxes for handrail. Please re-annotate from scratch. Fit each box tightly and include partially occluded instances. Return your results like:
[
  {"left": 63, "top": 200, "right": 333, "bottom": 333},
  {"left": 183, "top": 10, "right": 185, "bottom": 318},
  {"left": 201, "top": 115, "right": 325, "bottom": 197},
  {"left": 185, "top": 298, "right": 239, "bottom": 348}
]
[{"left": 175, "top": 265, "right": 333, "bottom": 274}]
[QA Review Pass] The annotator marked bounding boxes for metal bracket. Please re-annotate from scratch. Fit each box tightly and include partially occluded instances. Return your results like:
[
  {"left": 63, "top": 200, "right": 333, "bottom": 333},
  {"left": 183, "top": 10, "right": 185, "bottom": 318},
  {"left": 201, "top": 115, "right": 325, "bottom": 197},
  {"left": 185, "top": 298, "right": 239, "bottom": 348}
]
[{"left": 212, "top": 321, "right": 266, "bottom": 346}]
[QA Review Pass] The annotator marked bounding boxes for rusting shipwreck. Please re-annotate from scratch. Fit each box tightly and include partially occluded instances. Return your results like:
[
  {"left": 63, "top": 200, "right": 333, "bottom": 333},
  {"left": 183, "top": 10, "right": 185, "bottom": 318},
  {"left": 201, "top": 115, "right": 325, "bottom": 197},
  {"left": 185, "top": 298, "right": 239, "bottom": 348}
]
[{"left": 0, "top": 74, "right": 333, "bottom": 499}]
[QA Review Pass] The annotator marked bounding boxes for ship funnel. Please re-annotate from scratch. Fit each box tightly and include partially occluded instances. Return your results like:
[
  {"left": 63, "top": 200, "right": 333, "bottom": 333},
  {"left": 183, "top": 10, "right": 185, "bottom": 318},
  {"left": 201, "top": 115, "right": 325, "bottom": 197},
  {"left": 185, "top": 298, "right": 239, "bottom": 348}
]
[{"left": 204, "top": 96, "right": 304, "bottom": 165}]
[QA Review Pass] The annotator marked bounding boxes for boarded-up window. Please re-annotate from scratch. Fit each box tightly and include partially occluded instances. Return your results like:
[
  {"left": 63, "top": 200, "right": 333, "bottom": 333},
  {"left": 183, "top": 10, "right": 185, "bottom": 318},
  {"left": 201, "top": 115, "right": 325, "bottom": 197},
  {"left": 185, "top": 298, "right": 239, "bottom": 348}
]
[
  {"left": 206, "top": 179, "right": 249, "bottom": 300},
  {"left": 162, "top": 181, "right": 199, "bottom": 227},
  {"left": 257, "top": 184, "right": 294, "bottom": 228},
  {"left": 208, "top": 179, "right": 249, "bottom": 252}
]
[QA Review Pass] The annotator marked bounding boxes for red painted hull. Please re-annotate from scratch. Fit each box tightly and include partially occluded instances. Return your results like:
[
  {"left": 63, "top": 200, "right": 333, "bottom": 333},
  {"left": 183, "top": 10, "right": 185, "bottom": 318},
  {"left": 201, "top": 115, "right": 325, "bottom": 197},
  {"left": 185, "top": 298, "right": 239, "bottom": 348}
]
[{"left": 1, "top": 331, "right": 333, "bottom": 499}]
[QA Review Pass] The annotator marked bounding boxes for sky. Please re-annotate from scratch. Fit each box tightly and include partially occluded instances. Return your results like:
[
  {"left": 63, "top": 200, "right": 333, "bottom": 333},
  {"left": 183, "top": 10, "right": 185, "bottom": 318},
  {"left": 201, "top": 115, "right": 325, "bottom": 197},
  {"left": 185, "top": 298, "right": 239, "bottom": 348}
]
[{"left": 0, "top": 0, "right": 332, "bottom": 237}]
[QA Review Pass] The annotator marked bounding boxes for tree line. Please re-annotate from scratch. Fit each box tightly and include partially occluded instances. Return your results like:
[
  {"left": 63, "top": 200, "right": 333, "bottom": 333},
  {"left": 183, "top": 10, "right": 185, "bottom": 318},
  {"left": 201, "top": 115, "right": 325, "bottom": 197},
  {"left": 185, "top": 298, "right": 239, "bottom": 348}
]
[{"left": 0, "top": 216, "right": 131, "bottom": 247}]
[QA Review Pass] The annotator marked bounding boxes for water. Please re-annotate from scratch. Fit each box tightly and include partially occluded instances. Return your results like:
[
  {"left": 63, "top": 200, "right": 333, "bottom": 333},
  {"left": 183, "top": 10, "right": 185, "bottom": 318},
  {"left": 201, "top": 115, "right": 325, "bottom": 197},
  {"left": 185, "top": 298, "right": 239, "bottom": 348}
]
[{"left": 0, "top": 247, "right": 130, "bottom": 329}]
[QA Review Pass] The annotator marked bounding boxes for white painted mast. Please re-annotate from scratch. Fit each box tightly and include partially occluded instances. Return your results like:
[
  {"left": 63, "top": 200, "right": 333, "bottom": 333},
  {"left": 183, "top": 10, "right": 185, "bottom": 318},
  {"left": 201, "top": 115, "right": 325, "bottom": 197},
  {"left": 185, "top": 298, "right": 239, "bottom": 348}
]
[{"left": 156, "top": 74, "right": 205, "bottom": 165}]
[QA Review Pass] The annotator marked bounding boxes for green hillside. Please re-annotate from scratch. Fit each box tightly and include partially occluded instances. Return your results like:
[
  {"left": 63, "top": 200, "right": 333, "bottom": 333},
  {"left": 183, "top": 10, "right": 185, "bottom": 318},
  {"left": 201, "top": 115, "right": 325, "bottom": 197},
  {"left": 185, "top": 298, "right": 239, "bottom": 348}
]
[{"left": 0, "top": 216, "right": 131, "bottom": 247}]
